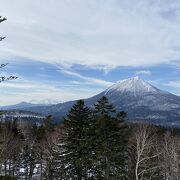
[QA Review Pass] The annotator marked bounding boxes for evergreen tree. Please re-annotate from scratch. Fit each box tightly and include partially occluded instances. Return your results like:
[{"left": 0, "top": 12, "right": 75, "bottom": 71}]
[
  {"left": 58, "top": 100, "right": 93, "bottom": 179},
  {"left": 94, "top": 96, "right": 115, "bottom": 116},
  {"left": 93, "top": 96, "right": 129, "bottom": 179}
]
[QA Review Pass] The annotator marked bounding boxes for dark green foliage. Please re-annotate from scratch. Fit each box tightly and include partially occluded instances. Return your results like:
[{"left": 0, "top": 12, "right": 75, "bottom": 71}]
[
  {"left": 57, "top": 100, "right": 93, "bottom": 179},
  {"left": 92, "top": 96, "right": 129, "bottom": 179},
  {"left": 94, "top": 96, "right": 115, "bottom": 116},
  {"left": 57, "top": 96, "right": 130, "bottom": 179}
]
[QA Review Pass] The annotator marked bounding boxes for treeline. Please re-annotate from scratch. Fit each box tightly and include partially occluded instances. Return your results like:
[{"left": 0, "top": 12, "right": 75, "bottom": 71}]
[{"left": 0, "top": 96, "right": 180, "bottom": 179}]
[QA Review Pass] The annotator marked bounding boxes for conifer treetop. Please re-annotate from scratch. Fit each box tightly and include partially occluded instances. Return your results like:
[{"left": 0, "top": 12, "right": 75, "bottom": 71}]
[{"left": 94, "top": 96, "right": 116, "bottom": 116}]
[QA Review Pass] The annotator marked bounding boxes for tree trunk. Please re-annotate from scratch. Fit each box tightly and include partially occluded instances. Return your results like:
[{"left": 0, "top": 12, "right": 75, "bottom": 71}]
[
  {"left": 0, "top": 164, "right": 2, "bottom": 176},
  {"left": 135, "top": 158, "right": 139, "bottom": 180},
  {"left": 29, "top": 160, "right": 35, "bottom": 178},
  {"left": 47, "top": 161, "right": 53, "bottom": 180},
  {"left": 4, "top": 160, "right": 7, "bottom": 176},
  {"left": 40, "top": 157, "right": 43, "bottom": 180},
  {"left": 8, "top": 160, "right": 11, "bottom": 176},
  {"left": 105, "top": 156, "right": 110, "bottom": 180},
  {"left": 77, "top": 168, "right": 82, "bottom": 180},
  {"left": 12, "top": 156, "right": 15, "bottom": 177}
]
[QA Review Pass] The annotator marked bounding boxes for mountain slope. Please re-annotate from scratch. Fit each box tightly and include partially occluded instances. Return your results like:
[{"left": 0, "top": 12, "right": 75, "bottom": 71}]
[
  {"left": 3, "top": 77, "right": 180, "bottom": 125},
  {"left": 92, "top": 77, "right": 180, "bottom": 125},
  {"left": 0, "top": 101, "right": 50, "bottom": 110}
]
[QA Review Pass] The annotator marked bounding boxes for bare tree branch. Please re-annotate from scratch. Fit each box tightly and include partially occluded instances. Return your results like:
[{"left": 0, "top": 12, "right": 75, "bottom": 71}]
[
  {"left": 0, "top": 16, "right": 7, "bottom": 23},
  {"left": 132, "top": 124, "right": 160, "bottom": 180},
  {"left": 0, "top": 16, "right": 6, "bottom": 41}
]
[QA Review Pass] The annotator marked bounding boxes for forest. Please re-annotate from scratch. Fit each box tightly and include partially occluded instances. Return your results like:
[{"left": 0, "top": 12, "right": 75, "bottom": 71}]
[{"left": 0, "top": 96, "right": 180, "bottom": 180}]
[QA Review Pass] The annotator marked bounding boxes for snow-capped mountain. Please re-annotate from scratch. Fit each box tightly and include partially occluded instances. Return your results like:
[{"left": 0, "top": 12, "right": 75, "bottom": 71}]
[
  {"left": 98, "top": 77, "right": 180, "bottom": 125},
  {"left": 105, "top": 76, "right": 161, "bottom": 94},
  {"left": 2, "top": 77, "right": 180, "bottom": 126},
  {"left": 101, "top": 76, "right": 173, "bottom": 110}
]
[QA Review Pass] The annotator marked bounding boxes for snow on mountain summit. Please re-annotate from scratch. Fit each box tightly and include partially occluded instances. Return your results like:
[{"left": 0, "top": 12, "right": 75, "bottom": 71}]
[{"left": 105, "top": 76, "right": 160, "bottom": 94}]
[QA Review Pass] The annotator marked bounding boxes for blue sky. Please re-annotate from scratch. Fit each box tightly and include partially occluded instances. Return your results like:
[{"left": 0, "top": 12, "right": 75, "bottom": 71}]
[{"left": 0, "top": 0, "right": 180, "bottom": 105}]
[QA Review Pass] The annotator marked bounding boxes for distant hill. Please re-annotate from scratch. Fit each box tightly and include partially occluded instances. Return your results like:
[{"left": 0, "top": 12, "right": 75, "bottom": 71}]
[
  {"left": 0, "top": 101, "right": 50, "bottom": 110},
  {"left": 2, "top": 77, "right": 180, "bottom": 126}
]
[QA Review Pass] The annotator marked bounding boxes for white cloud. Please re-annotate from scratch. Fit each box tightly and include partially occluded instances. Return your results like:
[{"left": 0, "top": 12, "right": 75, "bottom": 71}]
[
  {"left": 164, "top": 80, "right": 180, "bottom": 96},
  {"left": 0, "top": 0, "right": 180, "bottom": 69},
  {"left": 135, "top": 70, "right": 152, "bottom": 75},
  {"left": 0, "top": 79, "right": 104, "bottom": 105},
  {"left": 167, "top": 80, "right": 180, "bottom": 89},
  {"left": 61, "top": 69, "right": 113, "bottom": 87}
]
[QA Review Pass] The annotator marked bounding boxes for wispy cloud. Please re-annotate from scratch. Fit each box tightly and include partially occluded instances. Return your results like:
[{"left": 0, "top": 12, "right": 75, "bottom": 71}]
[
  {"left": 61, "top": 69, "right": 114, "bottom": 87},
  {"left": 135, "top": 70, "right": 152, "bottom": 75},
  {"left": 0, "top": 0, "right": 180, "bottom": 69}
]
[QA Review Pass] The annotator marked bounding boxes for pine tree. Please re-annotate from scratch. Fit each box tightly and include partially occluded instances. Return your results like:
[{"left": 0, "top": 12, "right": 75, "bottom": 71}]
[
  {"left": 94, "top": 96, "right": 115, "bottom": 116},
  {"left": 93, "top": 96, "right": 129, "bottom": 179},
  {"left": 58, "top": 100, "right": 93, "bottom": 179}
]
